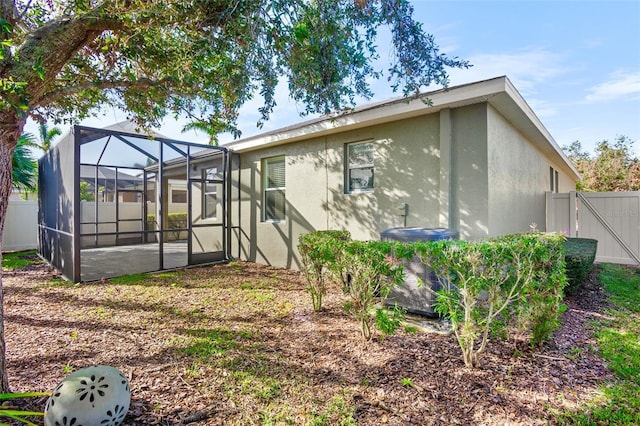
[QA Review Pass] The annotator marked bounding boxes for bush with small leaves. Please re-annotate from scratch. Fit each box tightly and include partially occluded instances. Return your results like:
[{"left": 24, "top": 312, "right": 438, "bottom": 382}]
[
  {"left": 298, "top": 230, "right": 351, "bottom": 311},
  {"left": 564, "top": 237, "right": 597, "bottom": 294},
  {"left": 342, "top": 241, "right": 404, "bottom": 340},
  {"left": 413, "top": 233, "right": 566, "bottom": 367},
  {"left": 375, "top": 304, "right": 407, "bottom": 338},
  {"left": 506, "top": 233, "right": 567, "bottom": 346}
]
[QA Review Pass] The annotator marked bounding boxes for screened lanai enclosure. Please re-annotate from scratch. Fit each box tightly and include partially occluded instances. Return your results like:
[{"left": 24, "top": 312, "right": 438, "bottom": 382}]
[{"left": 38, "top": 124, "right": 238, "bottom": 282}]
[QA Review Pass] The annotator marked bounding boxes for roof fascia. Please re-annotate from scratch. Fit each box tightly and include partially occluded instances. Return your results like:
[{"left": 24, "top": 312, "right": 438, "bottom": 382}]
[
  {"left": 227, "top": 75, "right": 580, "bottom": 182},
  {"left": 227, "top": 77, "right": 508, "bottom": 153},
  {"left": 492, "top": 78, "right": 580, "bottom": 180}
]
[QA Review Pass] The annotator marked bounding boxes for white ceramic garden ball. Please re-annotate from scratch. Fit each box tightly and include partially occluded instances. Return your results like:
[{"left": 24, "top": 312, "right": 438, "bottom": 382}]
[{"left": 44, "top": 365, "right": 131, "bottom": 426}]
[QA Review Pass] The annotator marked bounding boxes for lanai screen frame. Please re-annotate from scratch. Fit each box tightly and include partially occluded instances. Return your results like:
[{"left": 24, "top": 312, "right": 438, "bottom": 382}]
[{"left": 38, "top": 124, "right": 235, "bottom": 282}]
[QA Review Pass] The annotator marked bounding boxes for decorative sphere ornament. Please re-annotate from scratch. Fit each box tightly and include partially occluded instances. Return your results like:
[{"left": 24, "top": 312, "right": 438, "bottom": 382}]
[{"left": 44, "top": 365, "right": 131, "bottom": 426}]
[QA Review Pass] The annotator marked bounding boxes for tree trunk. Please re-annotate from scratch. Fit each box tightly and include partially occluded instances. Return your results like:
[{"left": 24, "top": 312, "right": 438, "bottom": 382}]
[{"left": 0, "top": 109, "right": 26, "bottom": 392}]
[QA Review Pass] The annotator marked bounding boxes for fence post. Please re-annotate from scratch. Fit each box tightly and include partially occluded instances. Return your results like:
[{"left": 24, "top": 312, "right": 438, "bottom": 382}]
[
  {"left": 569, "top": 191, "right": 577, "bottom": 237},
  {"left": 545, "top": 191, "right": 554, "bottom": 232}
]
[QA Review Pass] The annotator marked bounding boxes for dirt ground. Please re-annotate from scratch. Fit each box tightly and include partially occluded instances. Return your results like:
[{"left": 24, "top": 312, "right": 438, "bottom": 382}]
[{"left": 3, "top": 257, "right": 616, "bottom": 425}]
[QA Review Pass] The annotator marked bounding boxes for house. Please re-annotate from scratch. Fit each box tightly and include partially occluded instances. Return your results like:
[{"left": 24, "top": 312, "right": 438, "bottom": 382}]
[
  {"left": 226, "top": 76, "right": 579, "bottom": 269},
  {"left": 38, "top": 76, "right": 579, "bottom": 281},
  {"left": 79, "top": 164, "right": 144, "bottom": 202}
]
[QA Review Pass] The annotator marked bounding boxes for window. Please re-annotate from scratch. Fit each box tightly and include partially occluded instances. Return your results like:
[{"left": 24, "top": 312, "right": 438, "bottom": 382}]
[
  {"left": 202, "top": 168, "right": 218, "bottom": 219},
  {"left": 346, "top": 141, "right": 374, "bottom": 193},
  {"left": 171, "top": 189, "right": 187, "bottom": 204},
  {"left": 263, "top": 156, "right": 285, "bottom": 221},
  {"left": 550, "top": 166, "right": 559, "bottom": 193}
]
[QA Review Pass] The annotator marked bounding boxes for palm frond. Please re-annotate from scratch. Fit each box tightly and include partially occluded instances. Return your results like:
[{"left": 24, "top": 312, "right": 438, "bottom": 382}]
[{"left": 12, "top": 134, "right": 38, "bottom": 192}]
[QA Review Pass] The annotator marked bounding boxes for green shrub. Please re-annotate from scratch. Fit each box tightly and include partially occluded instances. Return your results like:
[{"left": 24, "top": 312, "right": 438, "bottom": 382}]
[
  {"left": 375, "top": 304, "right": 406, "bottom": 337},
  {"left": 168, "top": 212, "right": 188, "bottom": 240},
  {"left": 564, "top": 237, "right": 597, "bottom": 294},
  {"left": 413, "top": 233, "right": 567, "bottom": 367},
  {"left": 147, "top": 214, "right": 157, "bottom": 230},
  {"left": 298, "top": 230, "right": 351, "bottom": 311},
  {"left": 341, "top": 241, "right": 404, "bottom": 340},
  {"left": 502, "top": 233, "right": 568, "bottom": 346},
  {"left": 146, "top": 212, "right": 188, "bottom": 240}
]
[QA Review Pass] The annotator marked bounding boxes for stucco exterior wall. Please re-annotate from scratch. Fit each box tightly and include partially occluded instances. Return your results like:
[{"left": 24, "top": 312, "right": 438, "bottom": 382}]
[
  {"left": 231, "top": 99, "right": 577, "bottom": 269},
  {"left": 234, "top": 138, "right": 323, "bottom": 268},
  {"left": 233, "top": 115, "right": 441, "bottom": 268},
  {"left": 449, "top": 104, "right": 490, "bottom": 240},
  {"left": 486, "top": 105, "right": 576, "bottom": 235},
  {"left": 326, "top": 116, "right": 441, "bottom": 238},
  {"left": 556, "top": 167, "right": 576, "bottom": 193}
]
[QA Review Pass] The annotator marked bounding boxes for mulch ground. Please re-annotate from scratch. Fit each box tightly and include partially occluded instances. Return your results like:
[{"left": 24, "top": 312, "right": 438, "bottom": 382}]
[{"left": 2, "top": 258, "right": 617, "bottom": 425}]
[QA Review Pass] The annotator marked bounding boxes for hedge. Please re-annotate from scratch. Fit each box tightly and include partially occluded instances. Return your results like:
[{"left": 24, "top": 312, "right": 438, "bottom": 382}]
[
  {"left": 564, "top": 237, "right": 598, "bottom": 294},
  {"left": 146, "top": 213, "right": 188, "bottom": 240},
  {"left": 297, "top": 230, "right": 568, "bottom": 363}
]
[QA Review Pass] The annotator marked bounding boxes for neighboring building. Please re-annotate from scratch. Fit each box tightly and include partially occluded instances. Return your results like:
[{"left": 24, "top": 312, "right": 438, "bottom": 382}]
[
  {"left": 225, "top": 76, "right": 579, "bottom": 269},
  {"left": 38, "top": 76, "right": 580, "bottom": 281}
]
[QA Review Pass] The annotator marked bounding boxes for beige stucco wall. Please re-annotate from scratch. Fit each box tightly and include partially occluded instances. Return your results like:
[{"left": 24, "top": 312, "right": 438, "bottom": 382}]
[
  {"left": 487, "top": 104, "right": 576, "bottom": 235},
  {"left": 188, "top": 158, "right": 226, "bottom": 254},
  {"left": 448, "top": 104, "right": 490, "bottom": 240},
  {"left": 231, "top": 102, "right": 576, "bottom": 269},
  {"left": 233, "top": 115, "right": 441, "bottom": 268},
  {"left": 326, "top": 116, "right": 441, "bottom": 238},
  {"left": 556, "top": 166, "right": 576, "bottom": 193}
]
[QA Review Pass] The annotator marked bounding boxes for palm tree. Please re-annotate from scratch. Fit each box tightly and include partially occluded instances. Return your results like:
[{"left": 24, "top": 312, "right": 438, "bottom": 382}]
[
  {"left": 12, "top": 133, "right": 38, "bottom": 198},
  {"left": 181, "top": 118, "right": 240, "bottom": 146},
  {"left": 38, "top": 122, "right": 62, "bottom": 152}
]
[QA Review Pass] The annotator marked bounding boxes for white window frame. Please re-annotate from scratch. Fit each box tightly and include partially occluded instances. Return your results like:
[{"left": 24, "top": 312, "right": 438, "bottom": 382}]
[
  {"left": 550, "top": 166, "right": 559, "bottom": 193},
  {"left": 171, "top": 188, "right": 187, "bottom": 204},
  {"left": 262, "top": 156, "right": 286, "bottom": 222},
  {"left": 345, "top": 141, "right": 374, "bottom": 193},
  {"left": 202, "top": 168, "right": 218, "bottom": 220}
]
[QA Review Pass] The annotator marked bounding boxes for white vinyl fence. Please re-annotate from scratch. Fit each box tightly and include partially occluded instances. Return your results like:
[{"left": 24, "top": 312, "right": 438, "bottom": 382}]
[
  {"left": 3, "top": 200, "right": 38, "bottom": 251},
  {"left": 546, "top": 191, "right": 640, "bottom": 265}
]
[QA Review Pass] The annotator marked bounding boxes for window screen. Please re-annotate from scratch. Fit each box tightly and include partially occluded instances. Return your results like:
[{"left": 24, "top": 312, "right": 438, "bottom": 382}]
[
  {"left": 346, "top": 142, "right": 374, "bottom": 192},
  {"left": 171, "top": 189, "right": 187, "bottom": 204},
  {"left": 202, "top": 168, "right": 218, "bottom": 219},
  {"left": 263, "top": 156, "right": 285, "bottom": 221},
  {"left": 550, "top": 166, "right": 559, "bottom": 193}
]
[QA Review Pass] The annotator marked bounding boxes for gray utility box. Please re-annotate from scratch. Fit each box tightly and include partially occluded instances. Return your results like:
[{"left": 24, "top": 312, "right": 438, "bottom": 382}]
[{"left": 380, "top": 227, "right": 459, "bottom": 317}]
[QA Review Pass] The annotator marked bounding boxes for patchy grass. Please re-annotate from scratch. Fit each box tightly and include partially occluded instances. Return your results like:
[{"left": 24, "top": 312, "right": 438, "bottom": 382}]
[
  {"left": 4, "top": 260, "right": 621, "bottom": 425},
  {"left": 178, "top": 327, "right": 254, "bottom": 359},
  {"left": 558, "top": 263, "right": 640, "bottom": 425},
  {"left": 109, "top": 273, "right": 153, "bottom": 284},
  {"left": 1, "top": 250, "right": 40, "bottom": 270}
]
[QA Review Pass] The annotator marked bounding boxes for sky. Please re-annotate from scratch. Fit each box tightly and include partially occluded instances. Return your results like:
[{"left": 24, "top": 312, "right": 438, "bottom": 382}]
[{"left": 25, "top": 0, "right": 640, "bottom": 157}]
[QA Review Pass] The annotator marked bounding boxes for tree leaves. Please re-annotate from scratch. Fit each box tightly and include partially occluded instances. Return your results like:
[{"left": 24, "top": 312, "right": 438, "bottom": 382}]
[
  {"left": 564, "top": 136, "right": 640, "bottom": 192},
  {"left": 2, "top": 0, "right": 470, "bottom": 137},
  {"left": 11, "top": 133, "right": 37, "bottom": 193}
]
